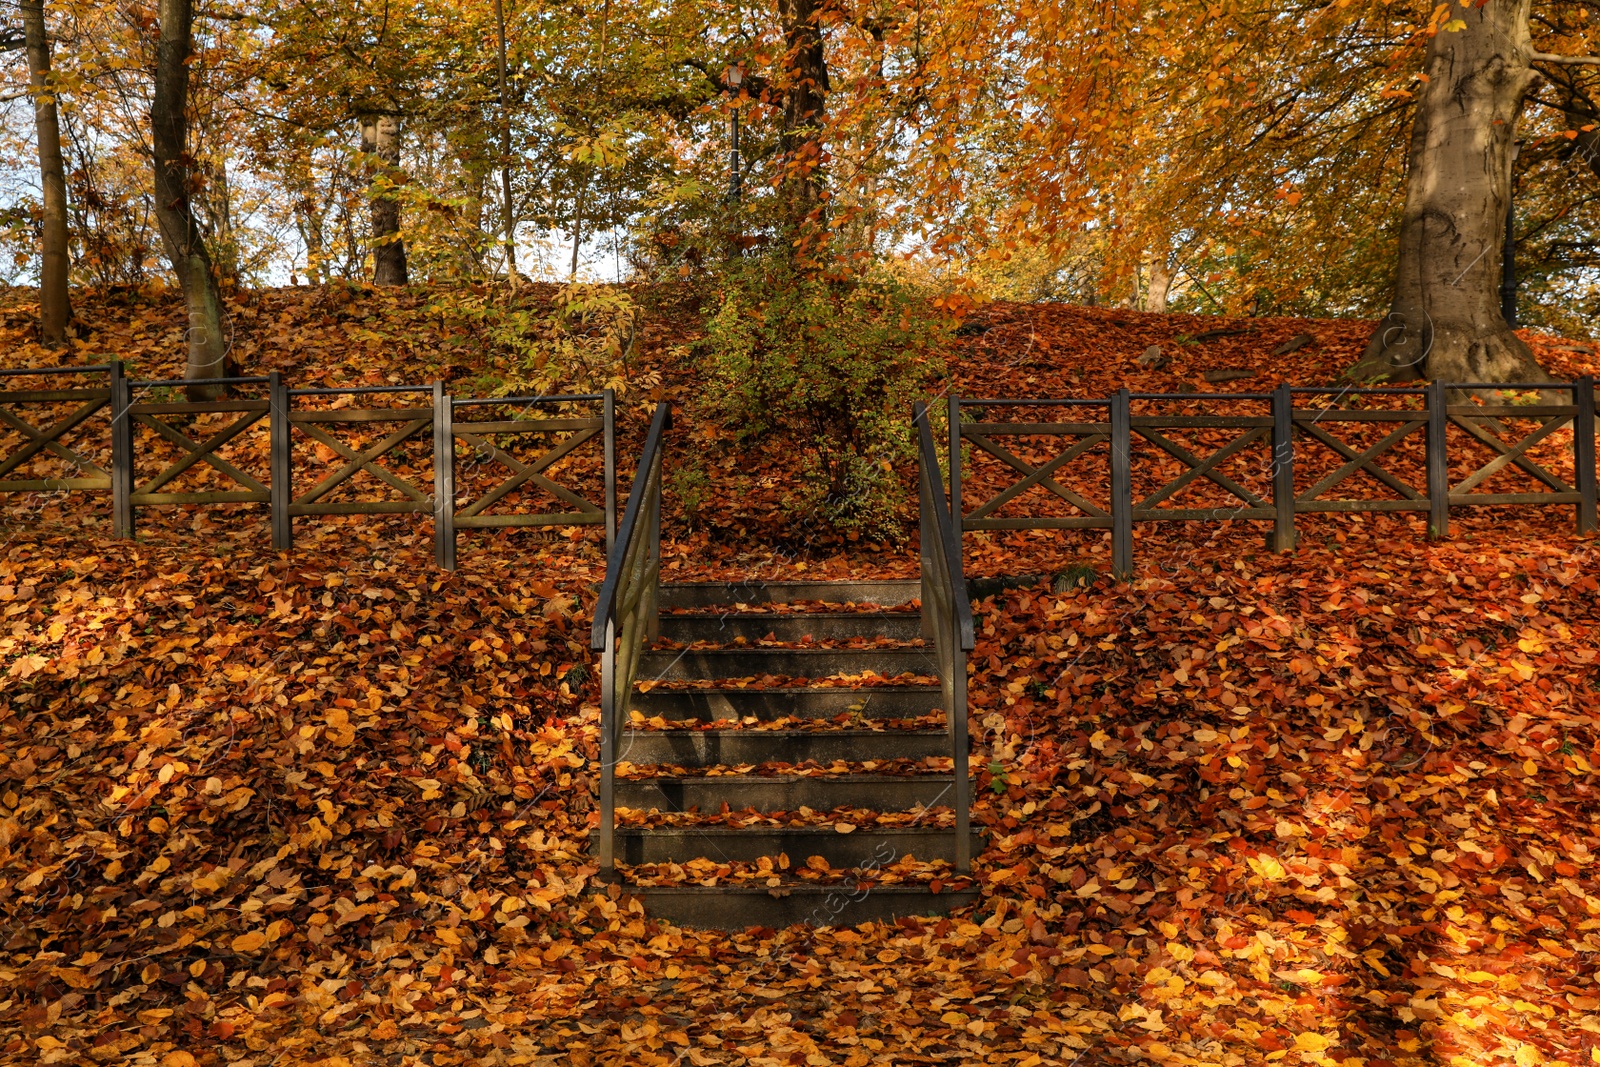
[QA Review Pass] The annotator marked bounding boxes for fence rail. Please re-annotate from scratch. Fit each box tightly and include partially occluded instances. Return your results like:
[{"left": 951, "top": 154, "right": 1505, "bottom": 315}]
[
  {"left": 950, "top": 378, "right": 1599, "bottom": 577},
  {"left": 0, "top": 362, "right": 616, "bottom": 568}
]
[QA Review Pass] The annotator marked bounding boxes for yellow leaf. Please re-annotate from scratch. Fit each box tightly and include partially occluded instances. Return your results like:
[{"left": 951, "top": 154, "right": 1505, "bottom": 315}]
[
  {"left": 231, "top": 930, "right": 267, "bottom": 953},
  {"left": 1249, "top": 855, "right": 1288, "bottom": 881},
  {"left": 1294, "top": 1032, "right": 1333, "bottom": 1054}
]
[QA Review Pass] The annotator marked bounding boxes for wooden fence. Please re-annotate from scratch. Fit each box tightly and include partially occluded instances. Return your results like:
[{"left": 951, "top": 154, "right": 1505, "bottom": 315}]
[
  {"left": 949, "top": 380, "right": 1598, "bottom": 577},
  {"left": 1, "top": 363, "right": 615, "bottom": 568}
]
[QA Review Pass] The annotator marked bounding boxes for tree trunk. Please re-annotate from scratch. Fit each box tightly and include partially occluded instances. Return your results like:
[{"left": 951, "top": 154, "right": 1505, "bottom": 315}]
[
  {"left": 494, "top": 0, "right": 517, "bottom": 285},
  {"left": 1351, "top": 0, "right": 1547, "bottom": 384},
  {"left": 776, "top": 0, "right": 829, "bottom": 231},
  {"left": 152, "top": 0, "right": 229, "bottom": 399},
  {"left": 360, "top": 114, "right": 409, "bottom": 285},
  {"left": 22, "top": 0, "right": 70, "bottom": 346},
  {"left": 570, "top": 184, "right": 585, "bottom": 279},
  {"left": 1145, "top": 255, "right": 1174, "bottom": 313}
]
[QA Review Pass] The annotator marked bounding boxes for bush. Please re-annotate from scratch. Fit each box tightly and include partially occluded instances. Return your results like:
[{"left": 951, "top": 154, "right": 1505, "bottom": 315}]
[
  {"left": 433, "top": 282, "right": 643, "bottom": 396},
  {"left": 699, "top": 260, "right": 951, "bottom": 537}
]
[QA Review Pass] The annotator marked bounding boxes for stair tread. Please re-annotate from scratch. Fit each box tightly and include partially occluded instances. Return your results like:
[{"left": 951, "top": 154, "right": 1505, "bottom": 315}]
[
  {"left": 658, "top": 581, "right": 921, "bottom": 610},
  {"left": 639, "top": 681, "right": 941, "bottom": 691},
  {"left": 663, "top": 609, "right": 918, "bottom": 618},
  {"left": 611, "top": 823, "right": 967, "bottom": 834},
  {"left": 624, "top": 727, "right": 948, "bottom": 736},
  {"left": 619, "top": 883, "right": 980, "bottom": 928},
  {"left": 620, "top": 769, "right": 959, "bottom": 780}
]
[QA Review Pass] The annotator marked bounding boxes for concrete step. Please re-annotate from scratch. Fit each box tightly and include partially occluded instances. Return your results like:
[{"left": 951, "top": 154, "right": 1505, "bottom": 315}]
[
  {"left": 620, "top": 728, "right": 950, "bottom": 767},
  {"left": 631, "top": 685, "right": 943, "bottom": 721},
  {"left": 659, "top": 612, "right": 922, "bottom": 644},
  {"left": 603, "top": 825, "right": 983, "bottom": 866},
  {"left": 626, "top": 884, "right": 980, "bottom": 929},
  {"left": 659, "top": 580, "right": 920, "bottom": 609},
  {"left": 617, "top": 773, "right": 961, "bottom": 813},
  {"left": 637, "top": 646, "right": 935, "bottom": 682}
]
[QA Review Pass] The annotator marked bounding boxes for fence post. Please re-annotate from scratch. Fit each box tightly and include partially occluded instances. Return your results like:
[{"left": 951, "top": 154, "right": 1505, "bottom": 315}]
[
  {"left": 269, "top": 371, "right": 292, "bottom": 551},
  {"left": 948, "top": 395, "right": 962, "bottom": 526},
  {"left": 603, "top": 388, "right": 616, "bottom": 553},
  {"left": 434, "top": 383, "right": 456, "bottom": 570},
  {"left": 1110, "top": 388, "right": 1133, "bottom": 579},
  {"left": 109, "top": 361, "right": 134, "bottom": 538},
  {"left": 1426, "top": 379, "right": 1450, "bottom": 539},
  {"left": 1271, "top": 383, "right": 1296, "bottom": 552},
  {"left": 1576, "top": 376, "right": 1597, "bottom": 535}
]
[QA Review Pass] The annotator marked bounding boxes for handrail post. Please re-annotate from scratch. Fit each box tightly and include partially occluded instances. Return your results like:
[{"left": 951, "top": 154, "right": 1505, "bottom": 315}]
[
  {"left": 110, "top": 360, "right": 134, "bottom": 539},
  {"left": 1271, "top": 383, "right": 1296, "bottom": 552},
  {"left": 433, "top": 382, "right": 456, "bottom": 570},
  {"left": 604, "top": 388, "right": 616, "bottom": 552},
  {"left": 1427, "top": 379, "right": 1450, "bottom": 539},
  {"left": 918, "top": 424, "right": 936, "bottom": 643},
  {"left": 952, "top": 632, "right": 970, "bottom": 873},
  {"left": 948, "top": 395, "right": 961, "bottom": 525},
  {"left": 1576, "top": 376, "right": 1596, "bottom": 535},
  {"left": 599, "top": 616, "right": 617, "bottom": 878},
  {"left": 270, "top": 371, "right": 292, "bottom": 551},
  {"left": 1110, "top": 388, "right": 1133, "bottom": 579},
  {"left": 644, "top": 451, "right": 663, "bottom": 642}
]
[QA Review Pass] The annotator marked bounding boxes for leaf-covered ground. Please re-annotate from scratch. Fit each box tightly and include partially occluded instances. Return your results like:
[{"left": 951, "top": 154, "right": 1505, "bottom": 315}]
[{"left": 2, "top": 284, "right": 1599, "bottom": 1066}]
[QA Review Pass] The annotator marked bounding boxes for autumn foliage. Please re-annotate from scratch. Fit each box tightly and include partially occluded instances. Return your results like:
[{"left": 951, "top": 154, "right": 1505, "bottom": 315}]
[{"left": 2, "top": 284, "right": 1600, "bottom": 1065}]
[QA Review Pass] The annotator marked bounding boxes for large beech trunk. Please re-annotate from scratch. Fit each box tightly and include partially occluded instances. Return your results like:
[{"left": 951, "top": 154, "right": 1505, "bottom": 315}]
[
  {"left": 152, "top": 0, "right": 229, "bottom": 399},
  {"left": 360, "top": 115, "right": 409, "bottom": 285},
  {"left": 1351, "top": 0, "right": 1548, "bottom": 384},
  {"left": 1146, "top": 257, "right": 1174, "bottom": 313},
  {"left": 21, "top": 0, "right": 70, "bottom": 346},
  {"left": 777, "top": 0, "right": 828, "bottom": 230}
]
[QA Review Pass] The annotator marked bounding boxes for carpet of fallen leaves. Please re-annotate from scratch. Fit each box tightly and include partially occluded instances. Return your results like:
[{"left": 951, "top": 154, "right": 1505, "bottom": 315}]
[{"left": 1, "top": 284, "right": 1599, "bottom": 1066}]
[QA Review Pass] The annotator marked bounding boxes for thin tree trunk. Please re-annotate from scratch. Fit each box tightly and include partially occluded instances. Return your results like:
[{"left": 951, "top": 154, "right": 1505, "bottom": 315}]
[
  {"left": 494, "top": 0, "right": 517, "bottom": 285},
  {"left": 361, "top": 114, "right": 409, "bottom": 285},
  {"left": 152, "top": 0, "right": 229, "bottom": 399},
  {"left": 22, "top": 0, "right": 70, "bottom": 346},
  {"left": 777, "top": 0, "right": 829, "bottom": 233},
  {"left": 1351, "top": 0, "right": 1546, "bottom": 383},
  {"left": 570, "top": 187, "right": 584, "bottom": 279}
]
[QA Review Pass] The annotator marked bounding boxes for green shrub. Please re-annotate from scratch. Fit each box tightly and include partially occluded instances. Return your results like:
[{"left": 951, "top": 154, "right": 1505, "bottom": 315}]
[
  {"left": 433, "top": 282, "right": 642, "bottom": 396},
  {"left": 700, "top": 260, "right": 951, "bottom": 537},
  {"left": 667, "top": 465, "right": 711, "bottom": 530}
]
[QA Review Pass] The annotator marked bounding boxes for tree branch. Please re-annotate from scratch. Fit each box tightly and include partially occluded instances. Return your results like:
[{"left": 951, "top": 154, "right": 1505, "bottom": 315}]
[{"left": 1533, "top": 51, "right": 1600, "bottom": 66}]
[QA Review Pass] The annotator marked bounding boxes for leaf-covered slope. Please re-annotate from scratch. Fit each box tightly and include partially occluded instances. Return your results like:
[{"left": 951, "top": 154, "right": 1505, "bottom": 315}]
[{"left": 2, "top": 285, "right": 1599, "bottom": 1065}]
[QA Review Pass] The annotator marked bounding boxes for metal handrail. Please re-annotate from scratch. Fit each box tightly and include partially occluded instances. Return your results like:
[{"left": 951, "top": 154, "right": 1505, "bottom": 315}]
[
  {"left": 914, "top": 401, "right": 974, "bottom": 872},
  {"left": 591, "top": 401, "right": 671, "bottom": 650},
  {"left": 592, "top": 400, "right": 670, "bottom": 876}
]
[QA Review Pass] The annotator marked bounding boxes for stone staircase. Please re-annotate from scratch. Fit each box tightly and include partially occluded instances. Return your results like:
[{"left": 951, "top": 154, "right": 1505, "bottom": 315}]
[{"left": 602, "top": 579, "right": 981, "bottom": 928}]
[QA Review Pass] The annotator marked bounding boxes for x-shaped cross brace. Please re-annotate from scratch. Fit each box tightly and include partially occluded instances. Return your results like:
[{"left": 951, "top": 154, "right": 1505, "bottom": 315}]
[
  {"left": 293, "top": 418, "right": 433, "bottom": 505},
  {"left": 1295, "top": 419, "right": 1426, "bottom": 502},
  {"left": 1450, "top": 415, "right": 1571, "bottom": 494},
  {"left": 0, "top": 399, "right": 109, "bottom": 481},
  {"left": 132, "top": 409, "right": 268, "bottom": 496},
  {"left": 1135, "top": 426, "right": 1268, "bottom": 510},
  {"left": 963, "top": 431, "right": 1110, "bottom": 521},
  {"left": 454, "top": 426, "right": 601, "bottom": 518}
]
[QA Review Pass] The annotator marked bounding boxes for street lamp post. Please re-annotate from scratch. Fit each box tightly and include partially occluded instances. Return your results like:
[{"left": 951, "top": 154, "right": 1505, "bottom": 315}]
[{"left": 726, "top": 62, "right": 743, "bottom": 201}]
